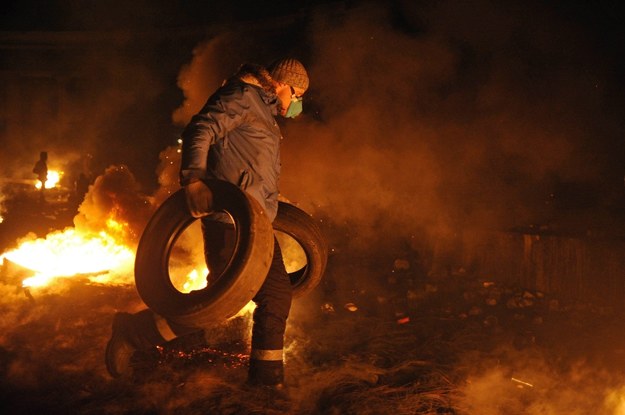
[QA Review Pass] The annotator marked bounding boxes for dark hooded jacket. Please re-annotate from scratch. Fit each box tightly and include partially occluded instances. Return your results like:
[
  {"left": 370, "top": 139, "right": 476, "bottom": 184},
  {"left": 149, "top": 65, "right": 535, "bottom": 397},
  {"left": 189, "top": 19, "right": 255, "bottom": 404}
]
[{"left": 180, "top": 70, "right": 282, "bottom": 222}]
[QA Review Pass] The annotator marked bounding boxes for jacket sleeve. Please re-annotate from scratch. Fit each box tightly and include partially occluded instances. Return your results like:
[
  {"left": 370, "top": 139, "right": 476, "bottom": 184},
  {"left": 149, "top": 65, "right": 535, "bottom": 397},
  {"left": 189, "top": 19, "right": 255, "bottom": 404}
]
[{"left": 180, "top": 83, "right": 249, "bottom": 186}]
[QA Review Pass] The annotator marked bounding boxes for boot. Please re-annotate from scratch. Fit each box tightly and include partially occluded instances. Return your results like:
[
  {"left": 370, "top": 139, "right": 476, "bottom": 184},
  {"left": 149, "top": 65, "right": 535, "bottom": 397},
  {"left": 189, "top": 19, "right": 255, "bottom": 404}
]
[
  {"left": 248, "top": 359, "right": 285, "bottom": 387},
  {"left": 105, "top": 311, "right": 165, "bottom": 378},
  {"left": 105, "top": 312, "right": 139, "bottom": 378},
  {"left": 246, "top": 360, "right": 290, "bottom": 412}
]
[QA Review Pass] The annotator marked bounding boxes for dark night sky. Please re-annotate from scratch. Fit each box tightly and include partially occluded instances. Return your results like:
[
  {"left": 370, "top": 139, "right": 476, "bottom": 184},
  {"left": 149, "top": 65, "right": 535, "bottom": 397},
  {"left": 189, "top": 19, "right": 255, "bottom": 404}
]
[
  {"left": 2, "top": 1, "right": 624, "bottom": 68},
  {"left": 0, "top": 0, "right": 330, "bottom": 30}
]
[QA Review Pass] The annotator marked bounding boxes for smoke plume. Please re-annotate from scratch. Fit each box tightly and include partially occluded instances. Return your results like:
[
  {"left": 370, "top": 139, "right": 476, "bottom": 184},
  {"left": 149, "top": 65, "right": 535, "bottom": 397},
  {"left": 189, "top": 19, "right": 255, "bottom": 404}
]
[
  {"left": 171, "top": 1, "right": 623, "bottom": 256},
  {"left": 73, "top": 165, "right": 154, "bottom": 244}
]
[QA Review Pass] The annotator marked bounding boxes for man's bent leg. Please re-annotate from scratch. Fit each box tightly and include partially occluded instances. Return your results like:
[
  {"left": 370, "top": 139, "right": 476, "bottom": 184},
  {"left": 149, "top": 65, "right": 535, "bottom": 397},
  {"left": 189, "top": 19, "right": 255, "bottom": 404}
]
[
  {"left": 249, "top": 238, "right": 292, "bottom": 386},
  {"left": 105, "top": 309, "right": 201, "bottom": 378}
]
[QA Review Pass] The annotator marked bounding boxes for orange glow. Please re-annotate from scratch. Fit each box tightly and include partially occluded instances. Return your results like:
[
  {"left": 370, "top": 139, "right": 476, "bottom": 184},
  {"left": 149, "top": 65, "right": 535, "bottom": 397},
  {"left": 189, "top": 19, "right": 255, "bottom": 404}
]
[
  {"left": 275, "top": 231, "right": 306, "bottom": 273},
  {"left": 181, "top": 267, "right": 208, "bottom": 293},
  {"left": 234, "top": 301, "right": 256, "bottom": 318},
  {"left": 177, "top": 266, "right": 255, "bottom": 318},
  {"left": 35, "top": 170, "right": 62, "bottom": 189},
  {"left": 104, "top": 214, "right": 132, "bottom": 241},
  {"left": 1, "top": 228, "right": 134, "bottom": 287},
  {"left": 605, "top": 387, "right": 625, "bottom": 415},
  {"left": 106, "top": 217, "right": 124, "bottom": 233},
  {"left": 0, "top": 208, "right": 141, "bottom": 287}
]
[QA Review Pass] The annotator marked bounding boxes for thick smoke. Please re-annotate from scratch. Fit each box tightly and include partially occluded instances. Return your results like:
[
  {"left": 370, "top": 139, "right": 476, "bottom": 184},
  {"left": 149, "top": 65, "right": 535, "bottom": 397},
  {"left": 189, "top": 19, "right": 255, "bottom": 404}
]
[
  {"left": 171, "top": 1, "right": 622, "bottom": 256},
  {"left": 171, "top": 36, "right": 231, "bottom": 126},
  {"left": 282, "top": 1, "right": 617, "bottom": 243},
  {"left": 458, "top": 347, "right": 625, "bottom": 414},
  {"left": 73, "top": 164, "right": 154, "bottom": 244},
  {"left": 152, "top": 145, "right": 183, "bottom": 204}
]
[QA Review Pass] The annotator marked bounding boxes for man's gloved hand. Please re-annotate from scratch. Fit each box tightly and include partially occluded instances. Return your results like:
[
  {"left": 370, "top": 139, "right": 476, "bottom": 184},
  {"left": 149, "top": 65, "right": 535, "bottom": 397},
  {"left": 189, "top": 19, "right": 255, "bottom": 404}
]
[{"left": 184, "top": 180, "right": 214, "bottom": 218}]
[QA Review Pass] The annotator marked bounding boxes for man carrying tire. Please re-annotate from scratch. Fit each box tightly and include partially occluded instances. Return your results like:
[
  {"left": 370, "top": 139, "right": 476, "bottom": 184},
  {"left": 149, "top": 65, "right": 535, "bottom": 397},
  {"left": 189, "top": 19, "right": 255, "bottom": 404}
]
[{"left": 105, "top": 58, "right": 309, "bottom": 390}]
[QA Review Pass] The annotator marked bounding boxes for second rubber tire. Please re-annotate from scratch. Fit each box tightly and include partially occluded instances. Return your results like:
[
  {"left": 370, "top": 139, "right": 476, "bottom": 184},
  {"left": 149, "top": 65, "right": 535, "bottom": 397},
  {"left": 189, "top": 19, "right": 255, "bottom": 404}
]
[{"left": 273, "top": 201, "right": 328, "bottom": 298}]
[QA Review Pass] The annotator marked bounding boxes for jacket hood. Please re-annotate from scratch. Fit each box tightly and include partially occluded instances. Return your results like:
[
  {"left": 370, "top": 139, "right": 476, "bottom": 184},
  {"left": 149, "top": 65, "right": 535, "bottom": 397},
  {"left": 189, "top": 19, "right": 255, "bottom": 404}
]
[{"left": 234, "top": 64, "right": 278, "bottom": 106}]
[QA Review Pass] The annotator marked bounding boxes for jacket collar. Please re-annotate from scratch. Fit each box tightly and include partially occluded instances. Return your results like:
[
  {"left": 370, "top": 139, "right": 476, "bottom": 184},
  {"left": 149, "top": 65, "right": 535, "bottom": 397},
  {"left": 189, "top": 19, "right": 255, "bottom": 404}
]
[{"left": 238, "top": 73, "right": 278, "bottom": 107}]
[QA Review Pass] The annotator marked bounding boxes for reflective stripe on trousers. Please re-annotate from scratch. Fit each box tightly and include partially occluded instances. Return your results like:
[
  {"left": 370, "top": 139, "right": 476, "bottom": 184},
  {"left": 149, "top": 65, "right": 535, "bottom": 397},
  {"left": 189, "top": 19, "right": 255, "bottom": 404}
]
[{"left": 250, "top": 348, "right": 283, "bottom": 361}]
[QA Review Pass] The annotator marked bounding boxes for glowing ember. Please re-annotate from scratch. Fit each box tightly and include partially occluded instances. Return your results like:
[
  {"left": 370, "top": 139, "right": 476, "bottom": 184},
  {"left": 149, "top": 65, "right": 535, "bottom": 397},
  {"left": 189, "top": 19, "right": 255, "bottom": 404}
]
[
  {"left": 511, "top": 377, "right": 534, "bottom": 388},
  {"left": 34, "top": 169, "right": 62, "bottom": 189},
  {"left": 155, "top": 344, "right": 249, "bottom": 369},
  {"left": 0, "top": 228, "right": 134, "bottom": 287}
]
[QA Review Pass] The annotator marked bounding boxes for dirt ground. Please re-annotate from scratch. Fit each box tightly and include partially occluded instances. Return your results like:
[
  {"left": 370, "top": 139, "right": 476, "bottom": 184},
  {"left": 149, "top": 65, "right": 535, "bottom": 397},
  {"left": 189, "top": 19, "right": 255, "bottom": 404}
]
[{"left": 1, "top": 191, "right": 625, "bottom": 415}]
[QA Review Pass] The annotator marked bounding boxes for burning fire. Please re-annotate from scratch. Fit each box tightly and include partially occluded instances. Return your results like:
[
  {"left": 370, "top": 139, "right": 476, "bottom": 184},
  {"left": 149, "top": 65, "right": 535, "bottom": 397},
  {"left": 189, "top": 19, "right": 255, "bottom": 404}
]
[
  {"left": 176, "top": 267, "right": 256, "bottom": 318},
  {"left": 181, "top": 267, "right": 208, "bottom": 293},
  {"left": 0, "top": 228, "right": 135, "bottom": 288},
  {"left": 35, "top": 169, "right": 62, "bottom": 189}
]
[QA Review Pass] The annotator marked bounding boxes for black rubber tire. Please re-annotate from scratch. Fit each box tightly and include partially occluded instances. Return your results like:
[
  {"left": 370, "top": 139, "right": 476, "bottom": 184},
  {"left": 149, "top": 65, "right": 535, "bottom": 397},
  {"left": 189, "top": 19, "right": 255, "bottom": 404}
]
[
  {"left": 134, "top": 179, "right": 274, "bottom": 328},
  {"left": 274, "top": 201, "right": 328, "bottom": 298}
]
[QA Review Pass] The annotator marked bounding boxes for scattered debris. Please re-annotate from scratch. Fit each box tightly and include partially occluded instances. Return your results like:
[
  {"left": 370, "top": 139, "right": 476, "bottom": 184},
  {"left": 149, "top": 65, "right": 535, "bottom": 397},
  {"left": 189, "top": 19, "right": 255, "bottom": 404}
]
[
  {"left": 321, "top": 303, "right": 336, "bottom": 314},
  {"left": 511, "top": 377, "right": 534, "bottom": 388},
  {"left": 344, "top": 303, "right": 358, "bottom": 312}
]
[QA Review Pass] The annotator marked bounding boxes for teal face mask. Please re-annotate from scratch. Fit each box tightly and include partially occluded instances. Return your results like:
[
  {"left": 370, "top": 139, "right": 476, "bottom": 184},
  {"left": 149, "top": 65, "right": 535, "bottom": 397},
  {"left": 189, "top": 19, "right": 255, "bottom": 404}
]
[{"left": 284, "top": 97, "right": 303, "bottom": 118}]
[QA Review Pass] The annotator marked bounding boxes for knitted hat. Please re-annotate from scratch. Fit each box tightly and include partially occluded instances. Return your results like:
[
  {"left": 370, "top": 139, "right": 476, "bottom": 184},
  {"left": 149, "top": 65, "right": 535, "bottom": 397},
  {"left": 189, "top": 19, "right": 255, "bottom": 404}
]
[{"left": 268, "top": 58, "right": 309, "bottom": 91}]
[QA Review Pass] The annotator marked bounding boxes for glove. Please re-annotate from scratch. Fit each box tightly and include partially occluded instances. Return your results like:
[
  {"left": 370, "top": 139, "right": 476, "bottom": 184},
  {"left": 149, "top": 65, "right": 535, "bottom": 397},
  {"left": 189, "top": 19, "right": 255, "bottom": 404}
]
[{"left": 184, "top": 180, "right": 214, "bottom": 218}]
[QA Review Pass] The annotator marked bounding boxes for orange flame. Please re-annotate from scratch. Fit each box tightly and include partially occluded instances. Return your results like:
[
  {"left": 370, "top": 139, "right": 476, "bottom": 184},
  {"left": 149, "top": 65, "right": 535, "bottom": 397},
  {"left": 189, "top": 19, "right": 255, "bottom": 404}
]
[
  {"left": 35, "top": 169, "right": 62, "bottom": 189},
  {"left": 1, "top": 228, "right": 134, "bottom": 287},
  {"left": 181, "top": 267, "right": 208, "bottom": 293}
]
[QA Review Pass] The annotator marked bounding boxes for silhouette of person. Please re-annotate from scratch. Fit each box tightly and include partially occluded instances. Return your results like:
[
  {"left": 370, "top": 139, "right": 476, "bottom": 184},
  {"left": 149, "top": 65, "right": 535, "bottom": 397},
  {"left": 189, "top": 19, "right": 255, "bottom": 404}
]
[
  {"left": 32, "top": 151, "right": 48, "bottom": 203},
  {"left": 75, "top": 173, "right": 90, "bottom": 204}
]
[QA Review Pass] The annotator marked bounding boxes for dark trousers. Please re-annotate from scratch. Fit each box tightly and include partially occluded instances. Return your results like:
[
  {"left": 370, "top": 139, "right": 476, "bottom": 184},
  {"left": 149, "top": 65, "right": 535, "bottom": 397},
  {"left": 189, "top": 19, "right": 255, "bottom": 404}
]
[
  {"left": 201, "top": 218, "right": 292, "bottom": 353},
  {"left": 251, "top": 237, "right": 292, "bottom": 352},
  {"left": 202, "top": 218, "right": 291, "bottom": 384}
]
